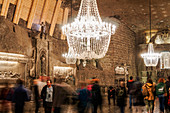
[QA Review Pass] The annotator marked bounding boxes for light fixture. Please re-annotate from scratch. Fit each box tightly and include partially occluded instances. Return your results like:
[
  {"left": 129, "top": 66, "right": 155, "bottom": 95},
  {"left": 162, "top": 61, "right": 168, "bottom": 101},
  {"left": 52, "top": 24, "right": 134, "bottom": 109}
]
[
  {"left": 141, "top": 43, "right": 161, "bottom": 66},
  {"left": 62, "top": 0, "right": 116, "bottom": 59},
  {"left": 0, "top": 60, "right": 18, "bottom": 64},
  {"left": 0, "top": 52, "right": 25, "bottom": 57},
  {"left": 54, "top": 66, "right": 73, "bottom": 70},
  {"left": 62, "top": 47, "right": 77, "bottom": 64},
  {"left": 141, "top": 0, "right": 160, "bottom": 67},
  {"left": 160, "top": 52, "right": 170, "bottom": 69},
  {"left": 0, "top": 52, "right": 28, "bottom": 62},
  {"left": 155, "top": 29, "right": 170, "bottom": 44}
]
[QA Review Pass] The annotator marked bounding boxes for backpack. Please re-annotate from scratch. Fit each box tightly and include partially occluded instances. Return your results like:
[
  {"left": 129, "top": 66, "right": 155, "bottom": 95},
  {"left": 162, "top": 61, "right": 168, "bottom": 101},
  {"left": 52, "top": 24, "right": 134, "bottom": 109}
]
[
  {"left": 156, "top": 83, "right": 165, "bottom": 95},
  {"left": 117, "top": 88, "right": 124, "bottom": 97},
  {"left": 142, "top": 84, "right": 149, "bottom": 97}
]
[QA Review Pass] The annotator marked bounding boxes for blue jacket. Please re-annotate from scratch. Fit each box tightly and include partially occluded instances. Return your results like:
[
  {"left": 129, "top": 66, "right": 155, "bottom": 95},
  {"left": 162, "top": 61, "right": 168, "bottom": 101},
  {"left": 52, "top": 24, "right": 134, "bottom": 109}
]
[{"left": 12, "top": 85, "right": 29, "bottom": 107}]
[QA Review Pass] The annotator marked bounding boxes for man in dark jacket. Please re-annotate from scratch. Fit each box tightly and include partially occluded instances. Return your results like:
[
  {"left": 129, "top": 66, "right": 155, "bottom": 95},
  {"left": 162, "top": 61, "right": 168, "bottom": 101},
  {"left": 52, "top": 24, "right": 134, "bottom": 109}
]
[
  {"left": 108, "top": 86, "right": 115, "bottom": 105},
  {"left": 92, "top": 81, "right": 102, "bottom": 113},
  {"left": 116, "top": 81, "right": 127, "bottom": 113},
  {"left": 12, "top": 78, "right": 29, "bottom": 113},
  {"left": 131, "top": 76, "right": 145, "bottom": 113},
  {"left": 127, "top": 76, "right": 134, "bottom": 109},
  {"left": 165, "top": 76, "right": 170, "bottom": 112},
  {"left": 41, "top": 79, "right": 55, "bottom": 113},
  {"left": 33, "top": 79, "right": 40, "bottom": 113}
]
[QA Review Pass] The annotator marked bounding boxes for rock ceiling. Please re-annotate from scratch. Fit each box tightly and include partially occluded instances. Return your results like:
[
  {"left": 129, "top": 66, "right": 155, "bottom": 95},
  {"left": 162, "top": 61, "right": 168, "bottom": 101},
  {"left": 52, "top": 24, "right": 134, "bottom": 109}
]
[{"left": 62, "top": 0, "right": 170, "bottom": 33}]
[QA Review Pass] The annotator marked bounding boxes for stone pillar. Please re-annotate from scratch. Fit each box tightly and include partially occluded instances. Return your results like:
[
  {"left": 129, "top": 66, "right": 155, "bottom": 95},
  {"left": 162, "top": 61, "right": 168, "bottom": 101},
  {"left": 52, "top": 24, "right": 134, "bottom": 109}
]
[
  {"left": 27, "top": 0, "right": 39, "bottom": 29},
  {"left": 1, "top": 0, "right": 10, "bottom": 18},
  {"left": 61, "top": 7, "right": 69, "bottom": 40},
  {"left": 49, "top": 0, "right": 62, "bottom": 36},
  {"left": 13, "top": 0, "right": 23, "bottom": 24},
  {"left": 40, "top": 0, "right": 49, "bottom": 23}
]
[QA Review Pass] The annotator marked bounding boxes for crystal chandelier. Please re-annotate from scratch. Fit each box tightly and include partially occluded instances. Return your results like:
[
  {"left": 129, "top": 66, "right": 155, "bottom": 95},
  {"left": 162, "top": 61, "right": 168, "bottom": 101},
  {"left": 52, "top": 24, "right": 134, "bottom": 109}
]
[
  {"left": 141, "top": 0, "right": 160, "bottom": 67},
  {"left": 62, "top": 0, "right": 116, "bottom": 59},
  {"left": 62, "top": 47, "right": 77, "bottom": 64},
  {"left": 141, "top": 43, "right": 160, "bottom": 66},
  {"left": 160, "top": 52, "right": 170, "bottom": 69}
]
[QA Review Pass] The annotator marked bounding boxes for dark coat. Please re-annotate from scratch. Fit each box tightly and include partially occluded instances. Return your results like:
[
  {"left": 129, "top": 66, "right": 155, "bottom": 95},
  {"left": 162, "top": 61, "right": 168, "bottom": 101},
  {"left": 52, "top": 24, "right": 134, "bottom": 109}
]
[
  {"left": 92, "top": 84, "right": 102, "bottom": 105},
  {"left": 131, "top": 81, "right": 145, "bottom": 106},
  {"left": 33, "top": 85, "right": 40, "bottom": 102},
  {"left": 108, "top": 87, "right": 115, "bottom": 99},
  {"left": 53, "top": 85, "right": 68, "bottom": 107},
  {"left": 127, "top": 80, "right": 134, "bottom": 94},
  {"left": 41, "top": 85, "right": 55, "bottom": 107},
  {"left": 116, "top": 86, "right": 127, "bottom": 106},
  {"left": 12, "top": 85, "right": 29, "bottom": 107}
]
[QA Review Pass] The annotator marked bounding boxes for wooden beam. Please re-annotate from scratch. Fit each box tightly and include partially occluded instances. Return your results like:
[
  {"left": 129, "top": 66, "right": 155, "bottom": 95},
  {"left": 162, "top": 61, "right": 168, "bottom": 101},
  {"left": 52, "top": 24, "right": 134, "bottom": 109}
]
[
  {"left": 13, "top": 0, "right": 23, "bottom": 24},
  {"left": 1, "top": 0, "right": 10, "bottom": 18},
  {"left": 49, "top": 0, "right": 62, "bottom": 36},
  {"left": 61, "top": 7, "right": 69, "bottom": 40},
  {"left": 40, "top": 0, "right": 49, "bottom": 23},
  {"left": 27, "top": 0, "right": 39, "bottom": 29}
]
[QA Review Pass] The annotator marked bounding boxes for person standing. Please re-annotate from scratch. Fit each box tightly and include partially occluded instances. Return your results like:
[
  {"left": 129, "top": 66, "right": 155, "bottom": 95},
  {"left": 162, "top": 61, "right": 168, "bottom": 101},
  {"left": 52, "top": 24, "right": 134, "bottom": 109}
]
[
  {"left": 12, "top": 78, "right": 29, "bottom": 113},
  {"left": 33, "top": 79, "right": 40, "bottom": 113},
  {"left": 165, "top": 76, "right": 170, "bottom": 112},
  {"left": 127, "top": 76, "right": 134, "bottom": 109},
  {"left": 41, "top": 79, "right": 55, "bottom": 113},
  {"left": 77, "top": 82, "right": 90, "bottom": 113},
  {"left": 108, "top": 86, "right": 115, "bottom": 105},
  {"left": 156, "top": 78, "right": 167, "bottom": 113},
  {"left": 116, "top": 81, "right": 127, "bottom": 113},
  {"left": 0, "top": 82, "right": 14, "bottom": 113},
  {"left": 53, "top": 78, "right": 72, "bottom": 113},
  {"left": 92, "top": 80, "right": 102, "bottom": 113},
  {"left": 131, "top": 76, "right": 145, "bottom": 113},
  {"left": 143, "top": 78, "right": 155, "bottom": 113}
]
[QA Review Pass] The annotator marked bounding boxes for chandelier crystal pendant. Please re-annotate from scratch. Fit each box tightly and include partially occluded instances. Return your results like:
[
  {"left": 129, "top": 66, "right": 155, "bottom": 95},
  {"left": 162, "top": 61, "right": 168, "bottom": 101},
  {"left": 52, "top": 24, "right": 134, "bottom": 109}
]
[
  {"left": 62, "top": 47, "right": 77, "bottom": 64},
  {"left": 62, "top": 0, "right": 116, "bottom": 59},
  {"left": 141, "top": 43, "right": 161, "bottom": 67}
]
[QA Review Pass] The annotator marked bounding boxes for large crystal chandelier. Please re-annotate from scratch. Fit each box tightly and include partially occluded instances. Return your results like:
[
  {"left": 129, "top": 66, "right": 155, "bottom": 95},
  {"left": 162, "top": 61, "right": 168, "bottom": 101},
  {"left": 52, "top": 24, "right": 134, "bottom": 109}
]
[
  {"left": 62, "top": 0, "right": 116, "bottom": 59},
  {"left": 141, "top": 43, "right": 160, "bottom": 66},
  {"left": 62, "top": 47, "right": 77, "bottom": 64}
]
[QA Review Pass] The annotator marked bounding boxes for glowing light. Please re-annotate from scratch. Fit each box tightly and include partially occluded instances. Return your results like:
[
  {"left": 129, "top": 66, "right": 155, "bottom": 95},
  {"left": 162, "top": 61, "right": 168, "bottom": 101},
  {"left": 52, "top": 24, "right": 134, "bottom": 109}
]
[
  {"left": 0, "top": 60, "right": 18, "bottom": 64},
  {"left": 62, "top": 0, "right": 116, "bottom": 59},
  {"left": 141, "top": 43, "right": 160, "bottom": 66}
]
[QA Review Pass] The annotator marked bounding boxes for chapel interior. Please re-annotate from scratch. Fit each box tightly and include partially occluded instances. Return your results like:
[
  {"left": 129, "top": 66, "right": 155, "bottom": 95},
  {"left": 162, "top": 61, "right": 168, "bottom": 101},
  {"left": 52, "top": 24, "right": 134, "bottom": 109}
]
[{"left": 0, "top": 0, "right": 169, "bottom": 88}]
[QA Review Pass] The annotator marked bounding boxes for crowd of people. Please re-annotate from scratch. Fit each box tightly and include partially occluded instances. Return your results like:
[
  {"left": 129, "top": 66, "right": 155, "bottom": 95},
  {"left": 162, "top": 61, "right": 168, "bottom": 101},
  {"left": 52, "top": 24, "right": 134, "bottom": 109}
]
[
  {"left": 0, "top": 76, "right": 170, "bottom": 113},
  {"left": 126, "top": 76, "right": 170, "bottom": 113}
]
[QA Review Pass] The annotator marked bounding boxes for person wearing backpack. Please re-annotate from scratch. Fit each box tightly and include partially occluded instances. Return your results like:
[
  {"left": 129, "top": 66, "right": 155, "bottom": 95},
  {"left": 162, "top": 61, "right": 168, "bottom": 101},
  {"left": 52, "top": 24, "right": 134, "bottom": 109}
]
[
  {"left": 156, "top": 78, "right": 167, "bottom": 113},
  {"left": 142, "top": 78, "right": 155, "bottom": 113},
  {"left": 116, "top": 81, "right": 127, "bottom": 113}
]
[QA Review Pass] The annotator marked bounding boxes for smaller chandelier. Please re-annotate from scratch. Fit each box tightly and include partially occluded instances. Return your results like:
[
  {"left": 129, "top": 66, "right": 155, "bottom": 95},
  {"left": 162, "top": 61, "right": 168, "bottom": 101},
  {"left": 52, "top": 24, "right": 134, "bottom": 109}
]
[
  {"left": 141, "top": 43, "right": 161, "bottom": 67},
  {"left": 62, "top": 47, "right": 77, "bottom": 64}
]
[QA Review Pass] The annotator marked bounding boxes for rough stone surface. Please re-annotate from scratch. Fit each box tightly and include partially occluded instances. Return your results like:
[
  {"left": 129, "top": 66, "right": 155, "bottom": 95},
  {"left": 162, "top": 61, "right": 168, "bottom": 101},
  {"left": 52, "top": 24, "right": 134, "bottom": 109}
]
[
  {"left": 18, "top": 18, "right": 27, "bottom": 28},
  {"left": 7, "top": 3, "right": 15, "bottom": 22},
  {"left": 0, "top": 18, "right": 32, "bottom": 56},
  {"left": 76, "top": 19, "right": 137, "bottom": 86}
]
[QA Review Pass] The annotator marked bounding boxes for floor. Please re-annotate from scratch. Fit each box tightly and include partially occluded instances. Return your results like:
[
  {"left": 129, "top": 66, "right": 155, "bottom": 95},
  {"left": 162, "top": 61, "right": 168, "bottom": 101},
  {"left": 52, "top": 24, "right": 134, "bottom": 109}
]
[{"left": 0, "top": 96, "right": 168, "bottom": 113}]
